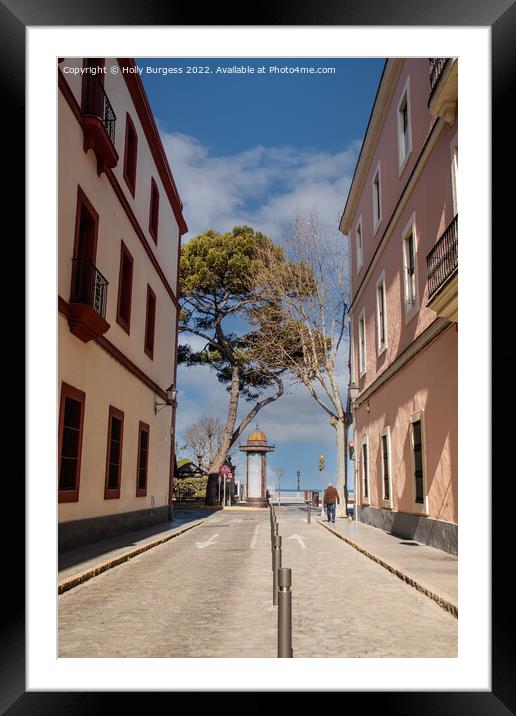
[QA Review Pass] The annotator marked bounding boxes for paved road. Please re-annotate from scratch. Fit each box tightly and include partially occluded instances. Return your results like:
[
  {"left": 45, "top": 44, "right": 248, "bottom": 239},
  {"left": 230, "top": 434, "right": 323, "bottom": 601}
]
[{"left": 58, "top": 507, "right": 457, "bottom": 658}]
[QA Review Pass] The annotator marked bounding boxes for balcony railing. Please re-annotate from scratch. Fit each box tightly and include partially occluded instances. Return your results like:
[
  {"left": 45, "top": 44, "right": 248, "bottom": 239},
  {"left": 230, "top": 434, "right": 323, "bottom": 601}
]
[
  {"left": 81, "top": 74, "right": 116, "bottom": 145},
  {"left": 427, "top": 215, "right": 458, "bottom": 299},
  {"left": 70, "top": 258, "right": 109, "bottom": 318},
  {"left": 428, "top": 58, "right": 449, "bottom": 103}
]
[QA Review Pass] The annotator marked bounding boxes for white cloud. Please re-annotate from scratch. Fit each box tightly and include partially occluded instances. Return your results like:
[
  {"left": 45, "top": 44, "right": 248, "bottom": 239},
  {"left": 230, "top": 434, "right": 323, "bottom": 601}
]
[
  {"left": 163, "top": 132, "right": 360, "bottom": 240},
  {"left": 170, "top": 131, "right": 354, "bottom": 468}
]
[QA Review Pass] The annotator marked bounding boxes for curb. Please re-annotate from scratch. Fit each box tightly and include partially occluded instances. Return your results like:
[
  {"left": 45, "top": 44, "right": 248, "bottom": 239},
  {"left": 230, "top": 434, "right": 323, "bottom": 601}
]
[
  {"left": 58, "top": 519, "right": 206, "bottom": 595},
  {"left": 222, "top": 506, "right": 267, "bottom": 511},
  {"left": 317, "top": 519, "right": 458, "bottom": 618}
]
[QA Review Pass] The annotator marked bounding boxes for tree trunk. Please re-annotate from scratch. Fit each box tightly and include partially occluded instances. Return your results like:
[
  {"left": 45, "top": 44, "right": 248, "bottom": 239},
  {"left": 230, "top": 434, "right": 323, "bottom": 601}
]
[
  {"left": 335, "top": 417, "right": 348, "bottom": 518},
  {"left": 205, "top": 364, "right": 240, "bottom": 505},
  {"left": 205, "top": 473, "right": 220, "bottom": 506}
]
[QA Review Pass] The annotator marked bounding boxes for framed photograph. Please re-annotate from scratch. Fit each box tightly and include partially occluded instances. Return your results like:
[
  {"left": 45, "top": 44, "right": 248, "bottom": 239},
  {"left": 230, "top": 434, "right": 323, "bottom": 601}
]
[{"left": 9, "top": 0, "right": 509, "bottom": 710}]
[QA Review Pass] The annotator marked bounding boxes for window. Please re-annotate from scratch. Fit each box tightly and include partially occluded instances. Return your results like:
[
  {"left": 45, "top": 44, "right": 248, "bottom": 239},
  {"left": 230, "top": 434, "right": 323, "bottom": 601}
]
[
  {"left": 397, "top": 79, "right": 412, "bottom": 172},
  {"left": 412, "top": 419, "right": 424, "bottom": 505},
  {"left": 58, "top": 383, "right": 86, "bottom": 503},
  {"left": 123, "top": 113, "right": 138, "bottom": 196},
  {"left": 136, "top": 422, "right": 150, "bottom": 496},
  {"left": 358, "top": 310, "right": 366, "bottom": 377},
  {"left": 451, "top": 136, "right": 458, "bottom": 215},
  {"left": 149, "top": 178, "right": 160, "bottom": 243},
  {"left": 402, "top": 216, "right": 419, "bottom": 319},
  {"left": 372, "top": 163, "right": 382, "bottom": 232},
  {"left": 80, "top": 58, "right": 106, "bottom": 116},
  {"left": 105, "top": 406, "right": 124, "bottom": 499},
  {"left": 71, "top": 188, "right": 99, "bottom": 304},
  {"left": 144, "top": 285, "right": 156, "bottom": 359},
  {"left": 116, "top": 241, "right": 133, "bottom": 333},
  {"left": 362, "top": 440, "right": 369, "bottom": 501},
  {"left": 376, "top": 273, "right": 387, "bottom": 354},
  {"left": 355, "top": 217, "right": 363, "bottom": 272},
  {"left": 380, "top": 427, "right": 392, "bottom": 505}
]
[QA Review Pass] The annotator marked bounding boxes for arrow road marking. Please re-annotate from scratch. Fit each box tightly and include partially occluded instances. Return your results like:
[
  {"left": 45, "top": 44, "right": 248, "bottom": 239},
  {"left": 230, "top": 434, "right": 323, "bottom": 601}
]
[
  {"left": 196, "top": 533, "right": 219, "bottom": 549},
  {"left": 288, "top": 534, "right": 307, "bottom": 549},
  {"left": 249, "top": 525, "right": 260, "bottom": 550}
]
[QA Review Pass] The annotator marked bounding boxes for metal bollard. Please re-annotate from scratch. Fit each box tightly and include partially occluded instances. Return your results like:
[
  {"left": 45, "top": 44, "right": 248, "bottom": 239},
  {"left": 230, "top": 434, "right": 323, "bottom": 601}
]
[
  {"left": 272, "top": 535, "right": 282, "bottom": 605},
  {"left": 277, "top": 567, "right": 293, "bottom": 657},
  {"left": 271, "top": 533, "right": 281, "bottom": 569},
  {"left": 306, "top": 501, "right": 311, "bottom": 524}
]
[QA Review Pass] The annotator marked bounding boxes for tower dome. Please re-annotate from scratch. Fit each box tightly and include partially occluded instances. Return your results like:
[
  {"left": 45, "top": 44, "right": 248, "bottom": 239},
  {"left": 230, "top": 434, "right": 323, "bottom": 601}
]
[{"left": 248, "top": 425, "right": 267, "bottom": 443}]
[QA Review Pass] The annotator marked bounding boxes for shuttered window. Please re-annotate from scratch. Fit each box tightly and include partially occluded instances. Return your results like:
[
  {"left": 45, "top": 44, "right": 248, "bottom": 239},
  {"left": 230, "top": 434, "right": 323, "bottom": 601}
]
[
  {"left": 382, "top": 433, "right": 390, "bottom": 501},
  {"left": 105, "top": 406, "right": 124, "bottom": 499},
  {"left": 116, "top": 241, "right": 133, "bottom": 333},
  {"left": 362, "top": 442, "right": 369, "bottom": 499},
  {"left": 123, "top": 113, "right": 138, "bottom": 196},
  {"left": 149, "top": 178, "right": 160, "bottom": 243},
  {"left": 144, "top": 285, "right": 156, "bottom": 359},
  {"left": 413, "top": 419, "right": 424, "bottom": 504},
  {"left": 58, "top": 384, "right": 86, "bottom": 502},
  {"left": 136, "top": 422, "right": 150, "bottom": 496}
]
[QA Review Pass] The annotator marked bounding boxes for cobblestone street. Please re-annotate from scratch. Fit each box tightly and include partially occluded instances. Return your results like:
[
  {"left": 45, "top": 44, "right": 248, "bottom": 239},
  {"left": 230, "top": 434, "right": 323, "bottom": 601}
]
[{"left": 58, "top": 507, "right": 457, "bottom": 658}]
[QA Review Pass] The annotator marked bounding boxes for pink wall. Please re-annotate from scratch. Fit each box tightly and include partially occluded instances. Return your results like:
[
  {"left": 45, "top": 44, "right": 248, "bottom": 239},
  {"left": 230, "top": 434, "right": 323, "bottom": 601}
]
[
  {"left": 350, "top": 59, "right": 435, "bottom": 293},
  {"left": 354, "top": 325, "right": 458, "bottom": 523},
  {"left": 349, "top": 59, "right": 458, "bottom": 394}
]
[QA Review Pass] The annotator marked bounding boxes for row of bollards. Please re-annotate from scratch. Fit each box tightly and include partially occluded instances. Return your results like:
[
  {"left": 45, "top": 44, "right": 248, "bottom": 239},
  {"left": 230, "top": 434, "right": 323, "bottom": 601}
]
[{"left": 269, "top": 504, "right": 293, "bottom": 658}]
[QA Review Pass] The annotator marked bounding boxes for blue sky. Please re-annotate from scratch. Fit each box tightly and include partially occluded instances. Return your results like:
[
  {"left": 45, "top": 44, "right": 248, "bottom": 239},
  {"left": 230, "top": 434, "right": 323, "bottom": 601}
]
[{"left": 138, "top": 57, "right": 385, "bottom": 491}]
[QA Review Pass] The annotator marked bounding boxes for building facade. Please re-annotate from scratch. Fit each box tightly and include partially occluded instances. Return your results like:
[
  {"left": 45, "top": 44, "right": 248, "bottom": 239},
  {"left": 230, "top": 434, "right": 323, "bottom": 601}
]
[
  {"left": 58, "top": 58, "right": 187, "bottom": 550},
  {"left": 340, "top": 58, "right": 458, "bottom": 553}
]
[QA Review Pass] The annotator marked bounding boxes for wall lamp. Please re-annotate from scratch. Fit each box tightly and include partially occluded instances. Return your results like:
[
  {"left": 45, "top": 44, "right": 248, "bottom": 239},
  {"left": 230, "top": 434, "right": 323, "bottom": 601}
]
[{"left": 154, "top": 384, "right": 177, "bottom": 414}]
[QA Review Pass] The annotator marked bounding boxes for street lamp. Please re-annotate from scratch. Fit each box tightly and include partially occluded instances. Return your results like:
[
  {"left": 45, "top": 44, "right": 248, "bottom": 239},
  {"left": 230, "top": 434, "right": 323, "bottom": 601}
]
[
  {"left": 275, "top": 468, "right": 284, "bottom": 505},
  {"left": 297, "top": 470, "right": 301, "bottom": 493},
  {"left": 154, "top": 384, "right": 177, "bottom": 414},
  {"left": 318, "top": 453, "right": 325, "bottom": 516}
]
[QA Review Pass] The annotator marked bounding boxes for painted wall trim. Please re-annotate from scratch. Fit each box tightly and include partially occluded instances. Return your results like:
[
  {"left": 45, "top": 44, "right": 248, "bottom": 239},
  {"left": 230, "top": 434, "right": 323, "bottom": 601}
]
[
  {"left": 59, "top": 295, "right": 168, "bottom": 401},
  {"left": 58, "top": 68, "right": 180, "bottom": 310},
  {"left": 339, "top": 59, "right": 403, "bottom": 233},
  {"left": 117, "top": 58, "right": 188, "bottom": 236},
  {"left": 347, "top": 116, "right": 444, "bottom": 313},
  {"left": 353, "top": 317, "right": 452, "bottom": 407}
]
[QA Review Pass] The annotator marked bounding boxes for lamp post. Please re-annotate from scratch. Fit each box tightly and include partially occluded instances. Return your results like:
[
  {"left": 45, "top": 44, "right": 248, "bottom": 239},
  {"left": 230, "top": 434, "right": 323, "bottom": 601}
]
[
  {"left": 318, "top": 453, "right": 325, "bottom": 516},
  {"left": 276, "top": 468, "right": 284, "bottom": 505},
  {"left": 153, "top": 384, "right": 178, "bottom": 521},
  {"left": 296, "top": 470, "right": 301, "bottom": 493},
  {"left": 348, "top": 381, "right": 360, "bottom": 522}
]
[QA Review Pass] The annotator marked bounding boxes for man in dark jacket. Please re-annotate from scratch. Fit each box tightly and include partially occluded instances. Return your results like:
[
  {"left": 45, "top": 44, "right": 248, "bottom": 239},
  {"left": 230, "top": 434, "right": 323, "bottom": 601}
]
[{"left": 323, "top": 482, "right": 339, "bottom": 523}]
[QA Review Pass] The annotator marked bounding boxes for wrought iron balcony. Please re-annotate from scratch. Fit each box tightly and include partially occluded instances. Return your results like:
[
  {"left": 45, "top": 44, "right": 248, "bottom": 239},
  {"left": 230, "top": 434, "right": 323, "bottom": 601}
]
[
  {"left": 428, "top": 58, "right": 449, "bottom": 102},
  {"left": 71, "top": 258, "right": 109, "bottom": 317},
  {"left": 81, "top": 74, "right": 116, "bottom": 144},
  {"left": 68, "top": 259, "right": 111, "bottom": 342},
  {"left": 80, "top": 75, "right": 119, "bottom": 174},
  {"left": 427, "top": 215, "right": 458, "bottom": 300},
  {"left": 428, "top": 58, "right": 458, "bottom": 125}
]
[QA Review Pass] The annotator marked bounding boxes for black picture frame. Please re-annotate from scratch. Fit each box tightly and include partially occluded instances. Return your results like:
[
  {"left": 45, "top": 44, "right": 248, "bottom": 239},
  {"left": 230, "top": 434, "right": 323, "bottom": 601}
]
[{"left": 8, "top": 0, "right": 510, "bottom": 711}]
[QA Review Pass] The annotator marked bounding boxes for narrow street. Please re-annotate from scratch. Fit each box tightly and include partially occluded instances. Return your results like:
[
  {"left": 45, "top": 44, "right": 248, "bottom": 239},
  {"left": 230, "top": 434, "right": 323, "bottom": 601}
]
[{"left": 58, "top": 506, "right": 457, "bottom": 658}]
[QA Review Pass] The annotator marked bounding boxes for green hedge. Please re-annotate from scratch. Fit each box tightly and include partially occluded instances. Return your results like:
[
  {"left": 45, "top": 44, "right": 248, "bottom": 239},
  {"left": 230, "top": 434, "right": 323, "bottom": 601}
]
[{"left": 173, "top": 476, "right": 208, "bottom": 499}]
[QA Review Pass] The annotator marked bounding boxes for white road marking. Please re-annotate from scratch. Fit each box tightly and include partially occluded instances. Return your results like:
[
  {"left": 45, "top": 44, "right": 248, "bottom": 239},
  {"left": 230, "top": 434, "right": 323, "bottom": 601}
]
[
  {"left": 249, "top": 525, "right": 260, "bottom": 550},
  {"left": 196, "top": 533, "right": 219, "bottom": 549},
  {"left": 288, "top": 533, "right": 307, "bottom": 549}
]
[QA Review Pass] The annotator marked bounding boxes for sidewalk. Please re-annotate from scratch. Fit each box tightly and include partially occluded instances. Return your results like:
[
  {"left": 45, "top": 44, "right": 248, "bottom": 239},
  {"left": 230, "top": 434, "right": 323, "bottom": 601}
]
[
  {"left": 316, "top": 516, "right": 458, "bottom": 616},
  {"left": 58, "top": 508, "right": 216, "bottom": 594}
]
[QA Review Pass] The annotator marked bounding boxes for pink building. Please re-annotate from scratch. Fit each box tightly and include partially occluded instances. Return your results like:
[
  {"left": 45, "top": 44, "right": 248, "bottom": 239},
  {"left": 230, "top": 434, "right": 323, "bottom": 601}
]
[{"left": 340, "top": 58, "right": 458, "bottom": 553}]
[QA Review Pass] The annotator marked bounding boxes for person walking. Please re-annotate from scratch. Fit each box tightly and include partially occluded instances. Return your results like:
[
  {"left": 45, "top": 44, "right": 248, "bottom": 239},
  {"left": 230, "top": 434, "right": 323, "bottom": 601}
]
[{"left": 323, "top": 482, "right": 339, "bottom": 523}]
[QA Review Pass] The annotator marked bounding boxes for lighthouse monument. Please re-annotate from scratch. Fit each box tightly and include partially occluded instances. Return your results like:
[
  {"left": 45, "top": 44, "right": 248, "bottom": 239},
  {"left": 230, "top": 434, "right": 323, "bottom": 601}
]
[{"left": 239, "top": 426, "right": 275, "bottom": 507}]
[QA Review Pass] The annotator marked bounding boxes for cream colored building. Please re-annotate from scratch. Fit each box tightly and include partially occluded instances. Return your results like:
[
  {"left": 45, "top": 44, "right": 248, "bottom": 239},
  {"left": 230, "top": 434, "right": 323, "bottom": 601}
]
[
  {"left": 58, "top": 58, "right": 187, "bottom": 549},
  {"left": 340, "top": 58, "right": 458, "bottom": 553}
]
